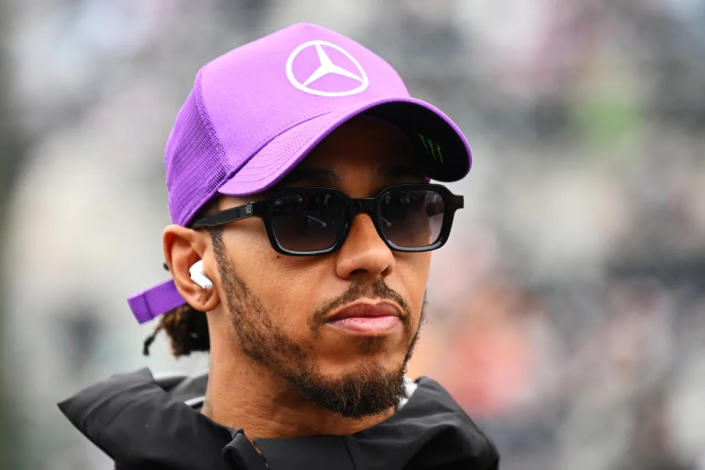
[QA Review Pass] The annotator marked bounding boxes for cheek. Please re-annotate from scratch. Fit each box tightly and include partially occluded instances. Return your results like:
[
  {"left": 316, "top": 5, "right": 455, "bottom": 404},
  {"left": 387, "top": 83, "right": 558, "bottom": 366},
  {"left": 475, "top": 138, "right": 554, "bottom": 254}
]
[
  {"left": 258, "top": 268, "right": 318, "bottom": 325},
  {"left": 394, "top": 253, "right": 431, "bottom": 317},
  {"left": 222, "top": 228, "right": 325, "bottom": 329}
]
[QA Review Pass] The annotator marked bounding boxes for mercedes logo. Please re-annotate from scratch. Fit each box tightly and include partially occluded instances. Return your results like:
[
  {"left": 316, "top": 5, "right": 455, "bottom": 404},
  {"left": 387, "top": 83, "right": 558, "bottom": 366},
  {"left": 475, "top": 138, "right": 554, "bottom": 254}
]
[{"left": 285, "top": 40, "right": 369, "bottom": 97}]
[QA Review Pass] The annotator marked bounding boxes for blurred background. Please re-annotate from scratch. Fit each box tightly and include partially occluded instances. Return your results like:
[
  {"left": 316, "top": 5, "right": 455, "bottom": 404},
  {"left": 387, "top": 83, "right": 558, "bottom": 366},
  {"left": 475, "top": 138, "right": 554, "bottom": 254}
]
[{"left": 1, "top": 0, "right": 704, "bottom": 469}]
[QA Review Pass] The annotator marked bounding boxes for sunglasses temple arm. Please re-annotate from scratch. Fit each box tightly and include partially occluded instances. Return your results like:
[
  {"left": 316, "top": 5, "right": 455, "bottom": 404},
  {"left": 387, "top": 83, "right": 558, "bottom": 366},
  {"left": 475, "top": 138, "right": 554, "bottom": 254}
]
[{"left": 191, "top": 202, "right": 258, "bottom": 228}]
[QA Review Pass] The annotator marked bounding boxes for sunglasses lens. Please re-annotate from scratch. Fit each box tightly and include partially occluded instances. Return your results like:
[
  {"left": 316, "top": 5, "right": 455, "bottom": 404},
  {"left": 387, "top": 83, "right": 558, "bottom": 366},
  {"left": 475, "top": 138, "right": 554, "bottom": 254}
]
[
  {"left": 379, "top": 188, "right": 445, "bottom": 248},
  {"left": 270, "top": 191, "right": 346, "bottom": 252}
]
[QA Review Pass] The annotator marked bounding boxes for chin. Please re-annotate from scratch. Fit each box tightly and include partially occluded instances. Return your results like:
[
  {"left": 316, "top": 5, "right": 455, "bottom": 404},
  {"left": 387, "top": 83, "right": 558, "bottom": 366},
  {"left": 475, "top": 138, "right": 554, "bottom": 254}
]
[
  {"left": 294, "top": 356, "right": 407, "bottom": 418},
  {"left": 320, "top": 348, "right": 409, "bottom": 381}
]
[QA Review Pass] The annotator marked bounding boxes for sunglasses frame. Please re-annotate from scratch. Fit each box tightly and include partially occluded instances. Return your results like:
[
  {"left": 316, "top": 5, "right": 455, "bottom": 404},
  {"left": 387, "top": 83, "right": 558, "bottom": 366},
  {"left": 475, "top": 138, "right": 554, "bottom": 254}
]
[{"left": 191, "top": 183, "right": 464, "bottom": 256}]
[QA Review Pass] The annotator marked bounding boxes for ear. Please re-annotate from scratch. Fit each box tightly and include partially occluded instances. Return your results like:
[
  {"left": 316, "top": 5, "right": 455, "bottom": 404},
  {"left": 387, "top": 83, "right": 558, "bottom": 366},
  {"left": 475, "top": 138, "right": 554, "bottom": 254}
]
[{"left": 162, "top": 224, "right": 219, "bottom": 312}]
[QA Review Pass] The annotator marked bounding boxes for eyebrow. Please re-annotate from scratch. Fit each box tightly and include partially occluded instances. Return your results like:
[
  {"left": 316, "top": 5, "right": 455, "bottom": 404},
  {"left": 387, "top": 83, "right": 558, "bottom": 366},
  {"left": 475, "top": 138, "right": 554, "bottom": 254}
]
[
  {"left": 381, "top": 165, "right": 426, "bottom": 181},
  {"left": 278, "top": 168, "right": 339, "bottom": 186},
  {"left": 277, "top": 164, "right": 425, "bottom": 188}
]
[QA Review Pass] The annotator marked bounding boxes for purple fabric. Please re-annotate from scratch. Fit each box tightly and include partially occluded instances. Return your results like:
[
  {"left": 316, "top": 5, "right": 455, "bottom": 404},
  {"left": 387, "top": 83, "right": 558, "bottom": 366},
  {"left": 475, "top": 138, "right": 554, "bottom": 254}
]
[
  {"left": 128, "top": 280, "right": 184, "bottom": 324},
  {"left": 128, "top": 23, "right": 473, "bottom": 322}
]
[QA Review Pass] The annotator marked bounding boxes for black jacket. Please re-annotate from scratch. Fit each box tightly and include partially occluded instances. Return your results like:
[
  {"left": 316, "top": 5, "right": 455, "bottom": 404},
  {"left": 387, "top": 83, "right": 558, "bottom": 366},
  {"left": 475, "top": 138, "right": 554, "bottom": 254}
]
[{"left": 59, "top": 368, "right": 499, "bottom": 469}]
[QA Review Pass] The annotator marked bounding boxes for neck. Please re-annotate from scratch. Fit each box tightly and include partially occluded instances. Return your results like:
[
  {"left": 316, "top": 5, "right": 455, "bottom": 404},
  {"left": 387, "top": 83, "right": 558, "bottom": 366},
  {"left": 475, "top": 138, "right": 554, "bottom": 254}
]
[{"left": 202, "top": 336, "right": 395, "bottom": 440}]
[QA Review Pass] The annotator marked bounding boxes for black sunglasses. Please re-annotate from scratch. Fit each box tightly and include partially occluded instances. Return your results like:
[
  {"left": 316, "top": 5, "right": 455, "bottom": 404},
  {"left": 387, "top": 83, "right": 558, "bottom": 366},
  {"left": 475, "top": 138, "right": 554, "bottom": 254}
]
[{"left": 191, "top": 183, "right": 463, "bottom": 256}]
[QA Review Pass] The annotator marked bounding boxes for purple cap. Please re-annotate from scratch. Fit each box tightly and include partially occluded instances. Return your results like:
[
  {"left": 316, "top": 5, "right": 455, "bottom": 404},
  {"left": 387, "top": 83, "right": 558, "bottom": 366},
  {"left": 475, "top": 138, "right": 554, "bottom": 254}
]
[{"left": 128, "top": 23, "right": 472, "bottom": 323}]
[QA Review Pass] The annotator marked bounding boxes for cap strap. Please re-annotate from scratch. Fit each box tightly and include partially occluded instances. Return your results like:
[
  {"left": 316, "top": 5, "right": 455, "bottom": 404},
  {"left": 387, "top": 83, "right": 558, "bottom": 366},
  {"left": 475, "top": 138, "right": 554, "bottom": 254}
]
[{"left": 127, "top": 279, "right": 185, "bottom": 323}]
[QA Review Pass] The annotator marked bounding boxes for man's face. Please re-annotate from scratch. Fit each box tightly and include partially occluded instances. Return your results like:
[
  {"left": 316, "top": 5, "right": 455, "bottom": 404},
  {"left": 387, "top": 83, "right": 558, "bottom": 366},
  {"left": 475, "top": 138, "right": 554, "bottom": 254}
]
[{"left": 211, "top": 117, "right": 431, "bottom": 417}]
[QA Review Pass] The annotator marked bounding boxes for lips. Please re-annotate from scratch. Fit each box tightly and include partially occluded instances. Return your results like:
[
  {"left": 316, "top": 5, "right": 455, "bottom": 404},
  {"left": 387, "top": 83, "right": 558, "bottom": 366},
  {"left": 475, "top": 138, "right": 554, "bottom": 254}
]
[{"left": 326, "top": 301, "right": 402, "bottom": 335}]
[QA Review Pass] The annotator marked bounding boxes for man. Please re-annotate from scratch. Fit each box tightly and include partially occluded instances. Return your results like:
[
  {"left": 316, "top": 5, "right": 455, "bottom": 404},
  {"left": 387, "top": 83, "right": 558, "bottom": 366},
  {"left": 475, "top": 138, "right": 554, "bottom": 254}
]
[{"left": 59, "top": 23, "right": 499, "bottom": 469}]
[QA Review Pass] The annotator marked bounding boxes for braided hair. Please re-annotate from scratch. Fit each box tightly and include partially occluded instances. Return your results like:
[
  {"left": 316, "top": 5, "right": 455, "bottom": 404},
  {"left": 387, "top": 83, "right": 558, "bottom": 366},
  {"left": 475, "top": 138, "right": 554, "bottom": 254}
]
[{"left": 143, "top": 304, "right": 209, "bottom": 356}]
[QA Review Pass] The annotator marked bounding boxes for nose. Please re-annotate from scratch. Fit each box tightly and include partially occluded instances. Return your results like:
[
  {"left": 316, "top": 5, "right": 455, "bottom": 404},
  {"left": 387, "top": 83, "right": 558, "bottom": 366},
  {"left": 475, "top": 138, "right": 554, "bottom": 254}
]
[{"left": 335, "top": 213, "right": 395, "bottom": 281}]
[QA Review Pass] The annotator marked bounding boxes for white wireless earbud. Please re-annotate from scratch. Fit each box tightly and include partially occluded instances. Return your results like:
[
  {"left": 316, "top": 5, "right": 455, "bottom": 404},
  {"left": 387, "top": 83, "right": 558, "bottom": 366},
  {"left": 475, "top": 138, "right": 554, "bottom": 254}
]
[{"left": 189, "top": 260, "right": 213, "bottom": 290}]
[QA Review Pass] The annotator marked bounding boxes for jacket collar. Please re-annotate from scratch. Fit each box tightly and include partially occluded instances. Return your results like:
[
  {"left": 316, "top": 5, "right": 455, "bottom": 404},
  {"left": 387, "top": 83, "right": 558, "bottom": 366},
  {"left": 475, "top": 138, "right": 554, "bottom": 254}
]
[{"left": 59, "top": 368, "right": 498, "bottom": 469}]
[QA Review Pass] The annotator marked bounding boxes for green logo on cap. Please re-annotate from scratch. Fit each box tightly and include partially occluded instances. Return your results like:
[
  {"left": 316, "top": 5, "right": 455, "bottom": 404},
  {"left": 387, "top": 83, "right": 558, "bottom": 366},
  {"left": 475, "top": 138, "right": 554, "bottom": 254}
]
[{"left": 417, "top": 133, "right": 444, "bottom": 164}]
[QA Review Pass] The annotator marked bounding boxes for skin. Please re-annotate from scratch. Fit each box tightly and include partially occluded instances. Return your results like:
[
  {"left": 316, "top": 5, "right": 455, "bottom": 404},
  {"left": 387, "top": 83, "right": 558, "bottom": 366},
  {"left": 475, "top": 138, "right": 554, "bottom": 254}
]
[{"left": 163, "top": 117, "right": 431, "bottom": 439}]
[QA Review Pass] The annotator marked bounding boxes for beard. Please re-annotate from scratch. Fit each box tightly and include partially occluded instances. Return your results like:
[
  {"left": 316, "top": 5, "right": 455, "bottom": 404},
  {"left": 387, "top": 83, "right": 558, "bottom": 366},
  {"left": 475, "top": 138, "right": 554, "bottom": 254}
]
[{"left": 211, "top": 229, "right": 423, "bottom": 418}]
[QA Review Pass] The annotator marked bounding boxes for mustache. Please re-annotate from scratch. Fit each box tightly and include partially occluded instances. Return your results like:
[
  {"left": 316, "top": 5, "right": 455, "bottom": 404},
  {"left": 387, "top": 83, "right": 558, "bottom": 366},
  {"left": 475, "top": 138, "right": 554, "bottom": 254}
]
[{"left": 311, "top": 280, "right": 412, "bottom": 327}]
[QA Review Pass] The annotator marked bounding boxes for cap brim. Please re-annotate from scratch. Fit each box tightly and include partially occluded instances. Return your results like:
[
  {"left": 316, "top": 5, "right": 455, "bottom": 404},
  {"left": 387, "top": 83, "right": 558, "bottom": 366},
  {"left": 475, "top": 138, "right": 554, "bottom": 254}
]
[{"left": 217, "top": 97, "right": 471, "bottom": 196}]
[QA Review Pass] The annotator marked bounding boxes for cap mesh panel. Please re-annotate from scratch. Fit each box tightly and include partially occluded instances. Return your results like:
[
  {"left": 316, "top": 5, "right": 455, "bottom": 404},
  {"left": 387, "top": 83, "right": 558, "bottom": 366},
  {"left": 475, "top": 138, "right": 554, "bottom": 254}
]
[{"left": 166, "top": 75, "right": 230, "bottom": 226}]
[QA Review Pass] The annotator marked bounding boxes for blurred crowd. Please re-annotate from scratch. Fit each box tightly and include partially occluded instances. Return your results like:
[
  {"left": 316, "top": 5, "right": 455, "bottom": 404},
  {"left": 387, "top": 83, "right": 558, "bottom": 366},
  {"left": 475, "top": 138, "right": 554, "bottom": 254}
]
[{"left": 1, "top": 1, "right": 704, "bottom": 469}]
